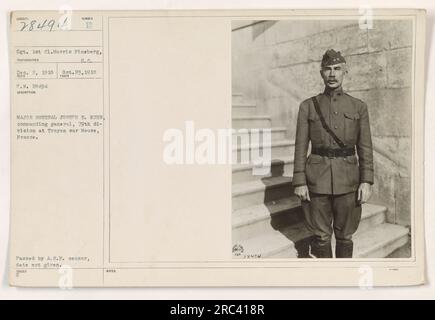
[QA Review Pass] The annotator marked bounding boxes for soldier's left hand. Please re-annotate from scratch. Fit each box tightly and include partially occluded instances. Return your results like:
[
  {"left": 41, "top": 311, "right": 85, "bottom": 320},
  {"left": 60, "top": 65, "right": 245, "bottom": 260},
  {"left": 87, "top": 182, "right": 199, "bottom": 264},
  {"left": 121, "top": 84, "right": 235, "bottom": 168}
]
[{"left": 357, "top": 182, "right": 372, "bottom": 204}]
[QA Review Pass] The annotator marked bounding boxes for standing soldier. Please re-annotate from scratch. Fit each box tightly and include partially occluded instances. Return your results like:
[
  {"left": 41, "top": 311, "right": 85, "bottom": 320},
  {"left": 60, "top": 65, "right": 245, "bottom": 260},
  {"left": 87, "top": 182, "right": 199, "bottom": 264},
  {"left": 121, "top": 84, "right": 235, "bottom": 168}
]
[{"left": 292, "top": 49, "right": 374, "bottom": 258}]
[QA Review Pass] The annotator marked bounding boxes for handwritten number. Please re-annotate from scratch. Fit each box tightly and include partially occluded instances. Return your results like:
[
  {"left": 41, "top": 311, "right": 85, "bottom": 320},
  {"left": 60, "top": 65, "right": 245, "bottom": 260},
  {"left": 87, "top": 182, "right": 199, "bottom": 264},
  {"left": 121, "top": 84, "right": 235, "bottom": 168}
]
[
  {"left": 19, "top": 21, "right": 28, "bottom": 31},
  {"left": 36, "top": 19, "right": 47, "bottom": 31},
  {"left": 58, "top": 16, "right": 70, "bottom": 30},
  {"left": 18, "top": 17, "right": 67, "bottom": 32},
  {"left": 48, "top": 19, "right": 55, "bottom": 32},
  {"left": 58, "top": 5, "right": 73, "bottom": 31},
  {"left": 29, "top": 20, "right": 36, "bottom": 31}
]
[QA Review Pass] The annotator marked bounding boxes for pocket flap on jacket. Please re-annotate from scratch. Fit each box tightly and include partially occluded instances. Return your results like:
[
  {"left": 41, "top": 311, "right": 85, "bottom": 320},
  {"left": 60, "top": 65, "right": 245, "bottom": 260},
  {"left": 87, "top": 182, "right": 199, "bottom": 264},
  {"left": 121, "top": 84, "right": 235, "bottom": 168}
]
[
  {"left": 308, "top": 112, "right": 320, "bottom": 121},
  {"left": 344, "top": 112, "right": 360, "bottom": 120}
]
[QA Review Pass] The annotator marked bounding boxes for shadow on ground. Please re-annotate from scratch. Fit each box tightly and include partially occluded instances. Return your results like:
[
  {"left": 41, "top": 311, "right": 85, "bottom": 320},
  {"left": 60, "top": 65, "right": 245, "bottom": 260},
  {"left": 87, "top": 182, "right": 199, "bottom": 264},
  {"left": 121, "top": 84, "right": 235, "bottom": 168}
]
[{"left": 262, "top": 159, "right": 313, "bottom": 258}]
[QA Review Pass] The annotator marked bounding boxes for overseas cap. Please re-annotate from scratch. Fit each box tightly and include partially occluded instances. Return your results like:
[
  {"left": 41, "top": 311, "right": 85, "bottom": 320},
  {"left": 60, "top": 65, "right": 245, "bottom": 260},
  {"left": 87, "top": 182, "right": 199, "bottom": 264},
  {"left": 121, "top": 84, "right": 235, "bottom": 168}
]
[{"left": 321, "top": 49, "right": 346, "bottom": 67}]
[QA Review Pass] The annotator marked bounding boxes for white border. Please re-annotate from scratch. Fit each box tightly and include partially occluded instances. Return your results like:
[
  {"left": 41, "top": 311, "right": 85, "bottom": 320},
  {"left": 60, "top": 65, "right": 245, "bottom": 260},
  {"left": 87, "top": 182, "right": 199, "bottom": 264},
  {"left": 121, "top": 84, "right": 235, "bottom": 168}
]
[{"left": 0, "top": 0, "right": 433, "bottom": 299}]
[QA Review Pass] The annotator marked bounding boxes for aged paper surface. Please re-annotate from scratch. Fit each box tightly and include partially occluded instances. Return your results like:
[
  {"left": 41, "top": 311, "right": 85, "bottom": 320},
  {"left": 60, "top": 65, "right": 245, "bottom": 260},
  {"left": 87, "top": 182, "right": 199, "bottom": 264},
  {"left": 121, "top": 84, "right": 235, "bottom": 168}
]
[{"left": 9, "top": 9, "right": 426, "bottom": 287}]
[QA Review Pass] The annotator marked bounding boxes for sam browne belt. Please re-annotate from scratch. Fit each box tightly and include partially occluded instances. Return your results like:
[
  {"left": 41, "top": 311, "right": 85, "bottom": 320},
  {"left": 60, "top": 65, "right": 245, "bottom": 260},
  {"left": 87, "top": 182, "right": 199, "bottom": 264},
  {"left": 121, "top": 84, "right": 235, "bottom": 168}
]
[
  {"left": 311, "top": 146, "right": 355, "bottom": 158},
  {"left": 310, "top": 96, "right": 356, "bottom": 158}
]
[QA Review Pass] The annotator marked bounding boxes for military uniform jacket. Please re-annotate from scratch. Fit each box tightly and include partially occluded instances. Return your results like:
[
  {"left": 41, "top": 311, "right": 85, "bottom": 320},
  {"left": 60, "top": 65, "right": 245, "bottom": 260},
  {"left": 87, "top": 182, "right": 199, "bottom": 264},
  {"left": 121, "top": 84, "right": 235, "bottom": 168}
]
[{"left": 292, "top": 88, "right": 374, "bottom": 195}]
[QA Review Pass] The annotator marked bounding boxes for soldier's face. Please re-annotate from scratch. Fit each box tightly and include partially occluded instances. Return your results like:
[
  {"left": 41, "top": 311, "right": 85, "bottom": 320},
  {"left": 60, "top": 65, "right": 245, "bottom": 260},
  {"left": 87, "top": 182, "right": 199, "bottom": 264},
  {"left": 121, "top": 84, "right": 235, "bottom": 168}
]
[{"left": 320, "top": 63, "right": 346, "bottom": 89}]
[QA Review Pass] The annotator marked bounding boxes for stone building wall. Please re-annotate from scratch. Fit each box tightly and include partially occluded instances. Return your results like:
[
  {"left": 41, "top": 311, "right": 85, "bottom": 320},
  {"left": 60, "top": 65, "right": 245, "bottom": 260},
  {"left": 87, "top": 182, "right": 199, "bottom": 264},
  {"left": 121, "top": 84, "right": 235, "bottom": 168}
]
[{"left": 232, "top": 19, "right": 413, "bottom": 226}]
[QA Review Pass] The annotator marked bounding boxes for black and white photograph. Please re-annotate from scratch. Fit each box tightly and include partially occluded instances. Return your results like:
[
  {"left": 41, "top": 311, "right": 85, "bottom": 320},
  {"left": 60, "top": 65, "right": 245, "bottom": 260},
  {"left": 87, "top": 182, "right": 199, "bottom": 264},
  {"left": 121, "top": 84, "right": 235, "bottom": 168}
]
[
  {"left": 231, "top": 18, "right": 414, "bottom": 259},
  {"left": 4, "top": 7, "right": 427, "bottom": 289}
]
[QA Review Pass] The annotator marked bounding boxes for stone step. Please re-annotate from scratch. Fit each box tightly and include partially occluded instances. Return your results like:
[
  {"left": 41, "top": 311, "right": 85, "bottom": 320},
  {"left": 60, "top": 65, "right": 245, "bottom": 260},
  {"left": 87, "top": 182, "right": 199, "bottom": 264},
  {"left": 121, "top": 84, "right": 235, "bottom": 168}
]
[
  {"left": 232, "top": 176, "right": 295, "bottom": 210},
  {"left": 232, "top": 221, "right": 408, "bottom": 259},
  {"left": 232, "top": 139, "right": 295, "bottom": 164},
  {"left": 232, "top": 127, "right": 288, "bottom": 147},
  {"left": 232, "top": 102, "right": 257, "bottom": 117},
  {"left": 354, "top": 203, "right": 387, "bottom": 236},
  {"left": 354, "top": 223, "right": 409, "bottom": 258},
  {"left": 232, "top": 115, "right": 271, "bottom": 129},
  {"left": 232, "top": 222, "right": 309, "bottom": 259},
  {"left": 232, "top": 156, "right": 294, "bottom": 184},
  {"left": 232, "top": 92, "right": 245, "bottom": 105},
  {"left": 233, "top": 197, "right": 302, "bottom": 242},
  {"left": 232, "top": 202, "right": 387, "bottom": 243}
]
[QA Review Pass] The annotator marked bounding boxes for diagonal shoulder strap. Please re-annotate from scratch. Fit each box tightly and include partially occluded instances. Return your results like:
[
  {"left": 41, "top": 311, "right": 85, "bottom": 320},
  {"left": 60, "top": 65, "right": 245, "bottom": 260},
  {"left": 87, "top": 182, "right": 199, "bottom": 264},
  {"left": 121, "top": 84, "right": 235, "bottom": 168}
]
[{"left": 311, "top": 96, "right": 347, "bottom": 148}]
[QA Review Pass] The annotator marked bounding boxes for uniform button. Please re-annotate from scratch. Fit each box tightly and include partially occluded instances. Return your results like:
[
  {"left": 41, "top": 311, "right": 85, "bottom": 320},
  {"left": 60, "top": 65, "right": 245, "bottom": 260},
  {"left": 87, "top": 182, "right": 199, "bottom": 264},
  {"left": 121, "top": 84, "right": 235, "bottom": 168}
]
[
  {"left": 334, "top": 111, "right": 338, "bottom": 115},
  {"left": 333, "top": 99, "right": 337, "bottom": 102},
  {"left": 334, "top": 126, "right": 338, "bottom": 129}
]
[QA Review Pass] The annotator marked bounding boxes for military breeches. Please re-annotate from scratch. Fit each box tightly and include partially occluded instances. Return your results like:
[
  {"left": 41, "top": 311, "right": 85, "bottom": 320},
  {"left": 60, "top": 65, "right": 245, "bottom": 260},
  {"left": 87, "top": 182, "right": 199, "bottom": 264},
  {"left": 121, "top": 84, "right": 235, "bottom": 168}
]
[{"left": 301, "top": 191, "right": 362, "bottom": 244}]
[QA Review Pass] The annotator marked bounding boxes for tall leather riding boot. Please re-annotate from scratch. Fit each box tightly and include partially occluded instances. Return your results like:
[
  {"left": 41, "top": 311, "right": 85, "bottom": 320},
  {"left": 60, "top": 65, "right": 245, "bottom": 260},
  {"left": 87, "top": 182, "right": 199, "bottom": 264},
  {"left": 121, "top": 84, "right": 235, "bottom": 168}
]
[
  {"left": 335, "top": 239, "right": 353, "bottom": 258},
  {"left": 310, "top": 239, "right": 333, "bottom": 258}
]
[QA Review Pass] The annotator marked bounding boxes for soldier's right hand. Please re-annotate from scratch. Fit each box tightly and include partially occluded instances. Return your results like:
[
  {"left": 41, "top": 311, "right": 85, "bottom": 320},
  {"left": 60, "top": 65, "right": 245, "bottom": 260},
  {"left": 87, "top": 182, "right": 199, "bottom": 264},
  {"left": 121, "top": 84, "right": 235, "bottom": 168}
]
[{"left": 294, "top": 185, "right": 311, "bottom": 202}]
